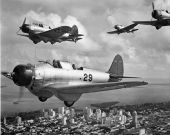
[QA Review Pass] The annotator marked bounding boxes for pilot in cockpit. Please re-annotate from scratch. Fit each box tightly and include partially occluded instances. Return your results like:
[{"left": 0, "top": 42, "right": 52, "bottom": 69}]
[{"left": 53, "top": 60, "right": 62, "bottom": 68}]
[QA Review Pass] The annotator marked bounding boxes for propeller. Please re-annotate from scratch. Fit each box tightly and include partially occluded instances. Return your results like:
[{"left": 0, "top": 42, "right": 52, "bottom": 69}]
[
  {"left": 1, "top": 64, "right": 34, "bottom": 104},
  {"left": 13, "top": 86, "right": 25, "bottom": 104},
  {"left": 17, "top": 17, "right": 29, "bottom": 34},
  {"left": 152, "top": 1, "right": 155, "bottom": 11},
  {"left": 151, "top": 2, "right": 155, "bottom": 21}
]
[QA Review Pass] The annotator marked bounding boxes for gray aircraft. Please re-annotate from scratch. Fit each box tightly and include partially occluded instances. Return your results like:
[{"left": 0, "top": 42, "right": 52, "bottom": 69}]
[
  {"left": 133, "top": 2, "right": 170, "bottom": 30},
  {"left": 1, "top": 54, "right": 148, "bottom": 107},
  {"left": 17, "top": 18, "right": 83, "bottom": 44},
  {"left": 107, "top": 24, "right": 138, "bottom": 35}
]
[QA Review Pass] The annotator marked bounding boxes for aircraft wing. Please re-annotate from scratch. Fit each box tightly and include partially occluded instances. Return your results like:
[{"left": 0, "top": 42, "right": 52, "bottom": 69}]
[
  {"left": 121, "top": 23, "right": 138, "bottom": 31},
  {"left": 107, "top": 30, "right": 120, "bottom": 34},
  {"left": 133, "top": 21, "right": 157, "bottom": 26},
  {"left": 45, "top": 81, "right": 148, "bottom": 94},
  {"left": 37, "top": 26, "right": 71, "bottom": 38}
]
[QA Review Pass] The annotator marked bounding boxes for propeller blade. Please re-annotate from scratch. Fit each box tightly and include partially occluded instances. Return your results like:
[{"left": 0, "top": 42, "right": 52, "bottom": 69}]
[
  {"left": 22, "top": 17, "right": 26, "bottom": 26},
  {"left": 152, "top": 2, "right": 155, "bottom": 11},
  {"left": 13, "top": 86, "right": 24, "bottom": 104},
  {"left": 1, "top": 71, "right": 13, "bottom": 80},
  {"left": 16, "top": 28, "right": 21, "bottom": 34}
]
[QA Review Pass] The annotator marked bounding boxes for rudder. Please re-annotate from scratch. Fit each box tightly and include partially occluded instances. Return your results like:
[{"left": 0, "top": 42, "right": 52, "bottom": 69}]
[
  {"left": 70, "top": 25, "right": 78, "bottom": 36},
  {"left": 108, "top": 54, "right": 124, "bottom": 81}
]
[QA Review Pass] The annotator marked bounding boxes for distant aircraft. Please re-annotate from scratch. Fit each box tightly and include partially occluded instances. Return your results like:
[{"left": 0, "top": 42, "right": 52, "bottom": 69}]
[
  {"left": 1, "top": 54, "right": 148, "bottom": 107},
  {"left": 107, "top": 24, "right": 138, "bottom": 34},
  {"left": 133, "top": 2, "right": 170, "bottom": 30},
  {"left": 17, "top": 18, "right": 84, "bottom": 44}
]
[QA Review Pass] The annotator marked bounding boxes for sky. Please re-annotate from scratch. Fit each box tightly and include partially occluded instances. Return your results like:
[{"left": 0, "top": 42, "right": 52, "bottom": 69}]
[
  {"left": 1, "top": 0, "right": 170, "bottom": 114},
  {"left": 1, "top": 0, "right": 170, "bottom": 79}
]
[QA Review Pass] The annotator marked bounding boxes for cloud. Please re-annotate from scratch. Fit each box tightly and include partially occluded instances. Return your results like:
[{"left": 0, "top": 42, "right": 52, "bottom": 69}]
[
  {"left": 154, "top": 0, "right": 170, "bottom": 9},
  {"left": 1, "top": 0, "right": 170, "bottom": 78}
]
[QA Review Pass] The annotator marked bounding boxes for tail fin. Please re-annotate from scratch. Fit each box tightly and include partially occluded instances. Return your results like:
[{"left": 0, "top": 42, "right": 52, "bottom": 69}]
[
  {"left": 70, "top": 25, "right": 78, "bottom": 36},
  {"left": 108, "top": 54, "right": 124, "bottom": 81}
]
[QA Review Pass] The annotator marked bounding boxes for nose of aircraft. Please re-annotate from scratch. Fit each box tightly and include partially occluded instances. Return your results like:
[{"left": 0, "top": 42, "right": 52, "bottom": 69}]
[
  {"left": 152, "top": 10, "right": 159, "bottom": 19},
  {"left": 114, "top": 25, "right": 119, "bottom": 29},
  {"left": 20, "top": 24, "right": 29, "bottom": 33},
  {"left": 12, "top": 64, "right": 33, "bottom": 86}
]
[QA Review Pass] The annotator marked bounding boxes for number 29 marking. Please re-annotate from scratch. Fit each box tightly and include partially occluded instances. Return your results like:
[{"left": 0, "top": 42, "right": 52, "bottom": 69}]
[{"left": 84, "top": 73, "right": 93, "bottom": 81}]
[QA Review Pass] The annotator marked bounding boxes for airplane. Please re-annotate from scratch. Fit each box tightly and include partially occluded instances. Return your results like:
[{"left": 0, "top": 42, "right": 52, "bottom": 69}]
[
  {"left": 107, "top": 23, "right": 138, "bottom": 35},
  {"left": 1, "top": 54, "right": 148, "bottom": 107},
  {"left": 133, "top": 2, "right": 170, "bottom": 30},
  {"left": 17, "top": 18, "right": 84, "bottom": 44}
]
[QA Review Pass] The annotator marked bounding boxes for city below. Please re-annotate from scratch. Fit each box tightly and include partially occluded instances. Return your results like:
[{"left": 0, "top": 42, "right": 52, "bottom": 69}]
[{"left": 1, "top": 101, "right": 170, "bottom": 135}]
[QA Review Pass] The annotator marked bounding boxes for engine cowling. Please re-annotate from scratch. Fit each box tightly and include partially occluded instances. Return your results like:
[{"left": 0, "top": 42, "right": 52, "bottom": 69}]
[
  {"left": 12, "top": 64, "right": 34, "bottom": 86},
  {"left": 152, "top": 10, "right": 161, "bottom": 19}
]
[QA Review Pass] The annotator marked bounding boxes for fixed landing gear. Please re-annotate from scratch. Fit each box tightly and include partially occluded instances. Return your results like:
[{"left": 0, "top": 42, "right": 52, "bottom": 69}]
[
  {"left": 64, "top": 101, "right": 75, "bottom": 107},
  {"left": 39, "top": 97, "right": 47, "bottom": 102},
  {"left": 156, "top": 26, "right": 161, "bottom": 30}
]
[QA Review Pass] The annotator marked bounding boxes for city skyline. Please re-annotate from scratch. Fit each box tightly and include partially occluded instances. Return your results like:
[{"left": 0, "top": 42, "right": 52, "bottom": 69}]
[{"left": 1, "top": 102, "right": 170, "bottom": 134}]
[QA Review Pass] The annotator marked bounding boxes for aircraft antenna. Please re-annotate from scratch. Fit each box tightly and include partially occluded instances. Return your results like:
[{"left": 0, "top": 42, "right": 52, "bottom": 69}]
[{"left": 34, "top": 45, "right": 37, "bottom": 64}]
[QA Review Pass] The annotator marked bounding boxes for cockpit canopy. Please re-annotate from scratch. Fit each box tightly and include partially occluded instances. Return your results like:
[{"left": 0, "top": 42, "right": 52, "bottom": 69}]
[
  {"left": 32, "top": 22, "right": 51, "bottom": 29},
  {"left": 53, "top": 60, "right": 76, "bottom": 70}
]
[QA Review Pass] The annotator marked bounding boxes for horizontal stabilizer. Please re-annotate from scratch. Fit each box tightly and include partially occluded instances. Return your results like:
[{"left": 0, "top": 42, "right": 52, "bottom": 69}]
[
  {"left": 107, "top": 31, "right": 117, "bottom": 34},
  {"left": 77, "top": 34, "right": 84, "bottom": 37},
  {"left": 110, "top": 75, "right": 139, "bottom": 79},
  {"left": 17, "top": 34, "right": 29, "bottom": 37},
  {"left": 76, "top": 38, "right": 82, "bottom": 41},
  {"left": 1, "top": 71, "right": 12, "bottom": 80},
  {"left": 131, "top": 29, "right": 138, "bottom": 32}
]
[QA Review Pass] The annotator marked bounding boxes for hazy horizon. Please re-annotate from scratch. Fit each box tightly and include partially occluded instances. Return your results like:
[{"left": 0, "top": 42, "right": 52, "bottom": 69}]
[{"left": 1, "top": 77, "right": 170, "bottom": 116}]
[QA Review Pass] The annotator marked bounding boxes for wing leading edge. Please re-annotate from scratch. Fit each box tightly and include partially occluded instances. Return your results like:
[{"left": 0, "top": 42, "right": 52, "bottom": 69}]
[
  {"left": 121, "top": 23, "right": 138, "bottom": 31},
  {"left": 45, "top": 81, "right": 148, "bottom": 94},
  {"left": 133, "top": 21, "right": 157, "bottom": 26}
]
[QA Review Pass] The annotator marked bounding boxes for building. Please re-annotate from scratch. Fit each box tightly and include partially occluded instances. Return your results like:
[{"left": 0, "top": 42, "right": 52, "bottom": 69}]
[
  {"left": 105, "top": 117, "right": 112, "bottom": 127},
  {"left": 16, "top": 116, "right": 22, "bottom": 125},
  {"left": 101, "top": 111, "right": 106, "bottom": 118},
  {"left": 83, "top": 107, "right": 93, "bottom": 121},
  {"left": 70, "top": 108, "right": 75, "bottom": 118},
  {"left": 127, "top": 111, "right": 132, "bottom": 118},
  {"left": 70, "top": 118, "right": 75, "bottom": 124},
  {"left": 139, "top": 128, "right": 146, "bottom": 135},
  {"left": 49, "top": 109, "right": 56, "bottom": 118},
  {"left": 118, "top": 109, "right": 123, "bottom": 116},
  {"left": 62, "top": 116, "right": 67, "bottom": 125},
  {"left": 132, "top": 111, "right": 139, "bottom": 128},
  {"left": 101, "top": 117, "right": 106, "bottom": 125},
  {"left": 59, "top": 107, "right": 65, "bottom": 115},
  {"left": 3, "top": 117, "right": 6, "bottom": 125},
  {"left": 42, "top": 109, "right": 49, "bottom": 118},
  {"left": 96, "top": 109, "right": 102, "bottom": 121},
  {"left": 65, "top": 108, "right": 70, "bottom": 115},
  {"left": 120, "top": 115, "right": 127, "bottom": 125},
  {"left": 58, "top": 107, "right": 65, "bottom": 118}
]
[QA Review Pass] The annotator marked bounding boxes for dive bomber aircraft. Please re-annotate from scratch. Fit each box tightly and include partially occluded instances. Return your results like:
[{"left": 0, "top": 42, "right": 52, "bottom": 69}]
[
  {"left": 133, "top": 2, "right": 170, "bottom": 30},
  {"left": 17, "top": 18, "right": 83, "bottom": 44},
  {"left": 1, "top": 54, "right": 148, "bottom": 107},
  {"left": 107, "top": 24, "right": 138, "bottom": 34}
]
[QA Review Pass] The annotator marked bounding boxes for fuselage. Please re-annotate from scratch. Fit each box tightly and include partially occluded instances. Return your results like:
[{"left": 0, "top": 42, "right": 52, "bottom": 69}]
[
  {"left": 114, "top": 25, "right": 137, "bottom": 33},
  {"left": 114, "top": 25, "right": 124, "bottom": 30},
  {"left": 29, "top": 25, "right": 50, "bottom": 34},
  {"left": 26, "top": 62, "right": 110, "bottom": 98},
  {"left": 152, "top": 10, "right": 170, "bottom": 20}
]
